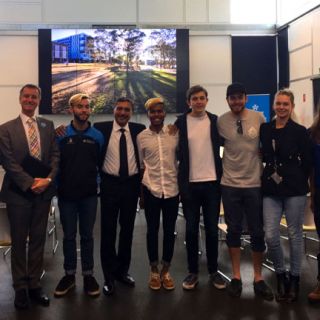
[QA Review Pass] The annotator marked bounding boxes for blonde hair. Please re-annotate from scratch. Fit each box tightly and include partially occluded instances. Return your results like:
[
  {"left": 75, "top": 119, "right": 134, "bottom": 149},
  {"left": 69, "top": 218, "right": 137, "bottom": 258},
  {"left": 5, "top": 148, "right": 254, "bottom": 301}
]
[
  {"left": 273, "top": 88, "right": 299, "bottom": 122},
  {"left": 144, "top": 97, "right": 164, "bottom": 110},
  {"left": 69, "top": 93, "right": 89, "bottom": 107}
]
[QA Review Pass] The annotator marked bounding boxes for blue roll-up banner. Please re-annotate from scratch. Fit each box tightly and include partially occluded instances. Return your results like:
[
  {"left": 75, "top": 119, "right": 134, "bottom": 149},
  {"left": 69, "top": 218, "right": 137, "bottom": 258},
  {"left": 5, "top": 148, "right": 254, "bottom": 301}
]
[{"left": 246, "top": 94, "right": 270, "bottom": 122}]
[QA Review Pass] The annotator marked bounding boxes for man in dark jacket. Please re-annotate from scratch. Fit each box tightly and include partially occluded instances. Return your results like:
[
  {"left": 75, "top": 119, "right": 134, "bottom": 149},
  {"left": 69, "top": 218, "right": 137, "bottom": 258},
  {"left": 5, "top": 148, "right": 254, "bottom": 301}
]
[
  {"left": 54, "top": 93, "right": 104, "bottom": 298},
  {"left": 175, "top": 85, "right": 225, "bottom": 290},
  {"left": 94, "top": 98, "right": 145, "bottom": 296}
]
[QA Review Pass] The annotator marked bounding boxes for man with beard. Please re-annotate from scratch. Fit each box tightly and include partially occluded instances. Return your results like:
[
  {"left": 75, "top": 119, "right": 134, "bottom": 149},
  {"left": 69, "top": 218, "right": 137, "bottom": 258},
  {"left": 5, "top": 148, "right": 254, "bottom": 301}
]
[
  {"left": 54, "top": 93, "right": 104, "bottom": 297},
  {"left": 217, "top": 83, "right": 273, "bottom": 300},
  {"left": 94, "top": 98, "right": 145, "bottom": 296}
]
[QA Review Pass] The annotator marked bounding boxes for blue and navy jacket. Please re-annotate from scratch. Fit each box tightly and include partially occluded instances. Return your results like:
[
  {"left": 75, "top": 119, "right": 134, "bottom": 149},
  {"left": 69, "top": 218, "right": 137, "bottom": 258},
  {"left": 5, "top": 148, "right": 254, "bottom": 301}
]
[{"left": 57, "top": 121, "right": 104, "bottom": 200}]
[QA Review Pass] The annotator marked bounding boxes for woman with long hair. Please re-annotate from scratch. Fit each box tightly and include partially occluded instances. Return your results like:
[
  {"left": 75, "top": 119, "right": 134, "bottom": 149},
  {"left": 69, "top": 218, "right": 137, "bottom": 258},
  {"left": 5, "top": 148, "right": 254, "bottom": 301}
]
[{"left": 260, "top": 89, "right": 312, "bottom": 303}]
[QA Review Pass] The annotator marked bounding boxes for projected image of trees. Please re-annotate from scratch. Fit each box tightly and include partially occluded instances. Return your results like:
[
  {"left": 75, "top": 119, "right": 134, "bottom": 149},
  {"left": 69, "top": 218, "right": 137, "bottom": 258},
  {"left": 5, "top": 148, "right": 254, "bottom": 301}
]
[{"left": 52, "top": 29, "right": 177, "bottom": 114}]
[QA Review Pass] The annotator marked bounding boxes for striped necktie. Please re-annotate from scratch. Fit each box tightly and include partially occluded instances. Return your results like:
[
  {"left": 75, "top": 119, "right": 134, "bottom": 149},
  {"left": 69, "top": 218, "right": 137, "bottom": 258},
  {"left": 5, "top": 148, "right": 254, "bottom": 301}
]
[{"left": 27, "top": 118, "right": 41, "bottom": 160}]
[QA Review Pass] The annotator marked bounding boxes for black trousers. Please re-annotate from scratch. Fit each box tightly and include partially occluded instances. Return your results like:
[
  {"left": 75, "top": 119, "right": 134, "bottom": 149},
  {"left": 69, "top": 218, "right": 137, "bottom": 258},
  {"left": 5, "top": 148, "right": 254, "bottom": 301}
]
[
  {"left": 100, "top": 174, "right": 140, "bottom": 280},
  {"left": 143, "top": 187, "right": 179, "bottom": 266}
]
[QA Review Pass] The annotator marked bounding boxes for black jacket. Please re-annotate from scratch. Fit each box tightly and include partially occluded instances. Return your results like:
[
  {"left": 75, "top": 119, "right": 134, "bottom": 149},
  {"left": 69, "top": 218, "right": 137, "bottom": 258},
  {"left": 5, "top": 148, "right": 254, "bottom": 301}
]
[
  {"left": 175, "top": 110, "right": 222, "bottom": 198},
  {"left": 260, "top": 119, "right": 312, "bottom": 196}
]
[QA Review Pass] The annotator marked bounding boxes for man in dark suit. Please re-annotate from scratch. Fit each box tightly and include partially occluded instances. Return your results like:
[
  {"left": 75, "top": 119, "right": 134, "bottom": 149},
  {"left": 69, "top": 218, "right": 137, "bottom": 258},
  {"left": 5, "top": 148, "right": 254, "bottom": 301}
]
[
  {"left": 0, "top": 84, "right": 59, "bottom": 309},
  {"left": 94, "top": 97, "right": 145, "bottom": 296}
]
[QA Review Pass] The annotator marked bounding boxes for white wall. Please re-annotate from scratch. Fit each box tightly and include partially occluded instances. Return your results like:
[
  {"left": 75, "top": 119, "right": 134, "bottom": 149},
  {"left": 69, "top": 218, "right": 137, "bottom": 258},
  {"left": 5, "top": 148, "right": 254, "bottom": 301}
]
[
  {"left": 277, "top": 0, "right": 320, "bottom": 26},
  {"left": 287, "top": 7, "right": 320, "bottom": 127}
]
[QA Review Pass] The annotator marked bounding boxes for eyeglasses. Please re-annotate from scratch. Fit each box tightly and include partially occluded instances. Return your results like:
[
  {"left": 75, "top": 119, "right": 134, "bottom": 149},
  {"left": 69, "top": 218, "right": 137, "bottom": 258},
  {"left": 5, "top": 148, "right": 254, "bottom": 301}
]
[{"left": 236, "top": 119, "right": 243, "bottom": 135}]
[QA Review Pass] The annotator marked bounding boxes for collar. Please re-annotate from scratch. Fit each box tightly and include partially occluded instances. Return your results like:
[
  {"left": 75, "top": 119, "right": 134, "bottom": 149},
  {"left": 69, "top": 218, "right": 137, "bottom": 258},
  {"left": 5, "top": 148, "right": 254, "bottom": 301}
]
[
  {"left": 70, "top": 120, "right": 91, "bottom": 133},
  {"left": 113, "top": 120, "right": 129, "bottom": 132},
  {"left": 147, "top": 125, "right": 166, "bottom": 135},
  {"left": 20, "top": 113, "right": 37, "bottom": 124}
]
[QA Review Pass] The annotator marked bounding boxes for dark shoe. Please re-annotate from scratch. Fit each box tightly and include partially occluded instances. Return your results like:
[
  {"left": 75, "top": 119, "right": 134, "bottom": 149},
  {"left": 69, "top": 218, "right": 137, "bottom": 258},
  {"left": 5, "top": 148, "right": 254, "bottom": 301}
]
[
  {"left": 84, "top": 275, "right": 100, "bottom": 297},
  {"left": 115, "top": 273, "right": 135, "bottom": 287},
  {"left": 182, "top": 273, "right": 198, "bottom": 290},
  {"left": 210, "top": 272, "right": 227, "bottom": 290},
  {"left": 227, "top": 278, "right": 242, "bottom": 298},
  {"left": 29, "top": 288, "right": 50, "bottom": 307},
  {"left": 287, "top": 274, "right": 299, "bottom": 303},
  {"left": 253, "top": 280, "right": 274, "bottom": 301},
  {"left": 54, "top": 275, "right": 75, "bottom": 297},
  {"left": 308, "top": 281, "right": 320, "bottom": 303},
  {"left": 276, "top": 272, "right": 289, "bottom": 302},
  {"left": 14, "top": 289, "right": 29, "bottom": 309},
  {"left": 103, "top": 278, "right": 115, "bottom": 296}
]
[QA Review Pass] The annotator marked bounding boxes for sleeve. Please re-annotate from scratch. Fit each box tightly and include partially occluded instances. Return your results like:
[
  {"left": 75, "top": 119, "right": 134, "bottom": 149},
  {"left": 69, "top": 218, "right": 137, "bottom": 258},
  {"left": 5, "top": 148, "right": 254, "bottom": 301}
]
[
  {"left": 136, "top": 133, "right": 145, "bottom": 170},
  {"left": 298, "top": 126, "right": 312, "bottom": 176},
  {"left": 0, "top": 125, "right": 34, "bottom": 191},
  {"left": 47, "top": 121, "right": 60, "bottom": 181}
]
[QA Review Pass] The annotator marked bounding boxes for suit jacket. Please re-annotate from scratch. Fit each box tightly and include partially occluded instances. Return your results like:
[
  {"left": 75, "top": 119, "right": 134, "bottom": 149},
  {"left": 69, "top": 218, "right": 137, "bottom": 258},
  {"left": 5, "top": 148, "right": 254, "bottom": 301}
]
[
  {"left": 260, "top": 119, "right": 311, "bottom": 197},
  {"left": 0, "top": 116, "right": 60, "bottom": 204},
  {"left": 94, "top": 121, "right": 146, "bottom": 175},
  {"left": 175, "top": 110, "right": 222, "bottom": 198}
]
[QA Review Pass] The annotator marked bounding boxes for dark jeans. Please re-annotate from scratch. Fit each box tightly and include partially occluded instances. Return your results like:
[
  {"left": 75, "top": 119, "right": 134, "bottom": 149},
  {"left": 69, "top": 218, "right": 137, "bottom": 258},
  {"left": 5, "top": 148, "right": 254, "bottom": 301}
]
[
  {"left": 58, "top": 195, "right": 98, "bottom": 275},
  {"left": 143, "top": 187, "right": 179, "bottom": 266},
  {"left": 100, "top": 174, "right": 140, "bottom": 279},
  {"left": 221, "top": 186, "right": 266, "bottom": 252},
  {"left": 181, "top": 181, "right": 221, "bottom": 274}
]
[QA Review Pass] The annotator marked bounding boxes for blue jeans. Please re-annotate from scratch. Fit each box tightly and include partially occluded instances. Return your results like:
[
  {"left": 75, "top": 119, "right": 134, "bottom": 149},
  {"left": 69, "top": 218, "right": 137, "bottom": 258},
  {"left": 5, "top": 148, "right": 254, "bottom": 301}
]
[
  {"left": 143, "top": 187, "right": 179, "bottom": 266},
  {"left": 181, "top": 181, "right": 221, "bottom": 274},
  {"left": 263, "top": 195, "right": 306, "bottom": 276},
  {"left": 58, "top": 195, "right": 98, "bottom": 275}
]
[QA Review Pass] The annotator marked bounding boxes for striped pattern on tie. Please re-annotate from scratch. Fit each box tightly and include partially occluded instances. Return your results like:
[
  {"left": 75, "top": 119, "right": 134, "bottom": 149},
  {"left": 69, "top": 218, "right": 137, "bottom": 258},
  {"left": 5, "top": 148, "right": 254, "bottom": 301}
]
[{"left": 27, "top": 118, "right": 41, "bottom": 159}]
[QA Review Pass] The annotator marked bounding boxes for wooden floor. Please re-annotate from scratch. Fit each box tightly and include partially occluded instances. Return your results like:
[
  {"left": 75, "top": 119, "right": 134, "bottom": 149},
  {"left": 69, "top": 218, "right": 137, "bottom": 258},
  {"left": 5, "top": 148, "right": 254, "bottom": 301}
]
[{"left": 1, "top": 201, "right": 320, "bottom": 320}]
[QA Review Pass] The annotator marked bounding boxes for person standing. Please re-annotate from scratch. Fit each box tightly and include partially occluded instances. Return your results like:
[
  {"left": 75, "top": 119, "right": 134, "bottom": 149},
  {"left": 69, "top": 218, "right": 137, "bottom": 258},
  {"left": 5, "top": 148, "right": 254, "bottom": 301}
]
[
  {"left": 137, "top": 98, "right": 179, "bottom": 290},
  {"left": 94, "top": 98, "right": 145, "bottom": 296},
  {"left": 218, "top": 83, "right": 273, "bottom": 300},
  {"left": 260, "top": 89, "right": 311, "bottom": 302},
  {"left": 307, "top": 113, "right": 320, "bottom": 303},
  {"left": 54, "top": 94, "right": 104, "bottom": 298},
  {"left": 0, "top": 84, "right": 59, "bottom": 309},
  {"left": 175, "top": 85, "right": 226, "bottom": 290}
]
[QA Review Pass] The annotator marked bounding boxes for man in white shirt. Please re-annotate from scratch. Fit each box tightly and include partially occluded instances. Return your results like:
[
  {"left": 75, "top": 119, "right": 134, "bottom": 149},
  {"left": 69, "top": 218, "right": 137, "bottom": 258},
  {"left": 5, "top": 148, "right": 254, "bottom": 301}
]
[
  {"left": 137, "top": 98, "right": 179, "bottom": 291},
  {"left": 175, "top": 85, "right": 226, "bottom": 290},
  {"left": 94, "top": 98, "right": 145, "bottom": 296}
]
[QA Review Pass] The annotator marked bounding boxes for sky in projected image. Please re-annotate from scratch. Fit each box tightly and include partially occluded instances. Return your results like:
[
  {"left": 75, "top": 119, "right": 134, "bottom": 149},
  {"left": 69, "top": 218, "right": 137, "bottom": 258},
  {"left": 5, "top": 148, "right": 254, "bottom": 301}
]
[{"left": 51, "top": 28, "right": 177, "bottom": 114}]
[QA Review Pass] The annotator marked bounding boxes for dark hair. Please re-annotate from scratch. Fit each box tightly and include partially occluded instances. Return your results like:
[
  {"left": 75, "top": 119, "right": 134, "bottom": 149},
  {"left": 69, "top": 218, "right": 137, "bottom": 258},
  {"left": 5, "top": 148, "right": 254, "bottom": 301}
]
[
  {"left": 226, "top": 82, "right": 246, "bottom": 97},
  {"left": 115, "top": 97, "right": 134, "bottom": 109},
  {"left": 310, "top": 110, "right": 320, "bottom": 144},
  {"left": 186, "top": 85, "right": 208, "bottom": 102},
  {"left": 19, "top": 84, "right": 41, "bottom": 98}
]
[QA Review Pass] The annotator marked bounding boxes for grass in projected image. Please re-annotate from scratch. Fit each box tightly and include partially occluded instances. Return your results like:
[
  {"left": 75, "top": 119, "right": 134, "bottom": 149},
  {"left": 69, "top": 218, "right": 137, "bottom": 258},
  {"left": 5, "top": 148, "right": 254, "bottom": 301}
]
[{"left": 52, "top": 63, "right": 176, "bottom": 114}]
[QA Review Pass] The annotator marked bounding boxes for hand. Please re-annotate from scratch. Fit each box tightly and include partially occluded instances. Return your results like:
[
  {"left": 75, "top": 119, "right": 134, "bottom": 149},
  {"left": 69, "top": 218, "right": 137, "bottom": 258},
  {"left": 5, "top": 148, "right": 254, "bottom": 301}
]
[
  {"left": 31, "top": 178, "right": 51, "bottom": 194},
  {"left": 167, "top": 124, "right": 178, "bottom": 136},
  {"left": 55, "top": 125, "right": 66, "bottom": 137}
]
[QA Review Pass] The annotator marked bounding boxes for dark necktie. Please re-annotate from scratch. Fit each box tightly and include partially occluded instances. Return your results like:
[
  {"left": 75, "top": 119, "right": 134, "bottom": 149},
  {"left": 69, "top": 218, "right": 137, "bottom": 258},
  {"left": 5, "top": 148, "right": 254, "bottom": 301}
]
[{"left": 119, "top": 128, "right": 129, "bottom": 177}]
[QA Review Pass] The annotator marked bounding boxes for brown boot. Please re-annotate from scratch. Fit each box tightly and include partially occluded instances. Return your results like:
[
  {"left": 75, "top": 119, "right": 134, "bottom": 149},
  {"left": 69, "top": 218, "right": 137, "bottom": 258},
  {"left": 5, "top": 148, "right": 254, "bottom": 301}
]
[{"left": 308, "top": 281, "right": 320, "bottom": 303}]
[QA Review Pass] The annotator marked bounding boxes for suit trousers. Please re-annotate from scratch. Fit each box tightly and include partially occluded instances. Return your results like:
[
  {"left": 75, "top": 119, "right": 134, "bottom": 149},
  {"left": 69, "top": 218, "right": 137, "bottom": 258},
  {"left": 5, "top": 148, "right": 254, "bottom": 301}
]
[
  {"left": 7, "top": 196, "right": 51, "bottom": 290},
  {"left": 100, "top": 173, "right": 140, "bottom": 280}
]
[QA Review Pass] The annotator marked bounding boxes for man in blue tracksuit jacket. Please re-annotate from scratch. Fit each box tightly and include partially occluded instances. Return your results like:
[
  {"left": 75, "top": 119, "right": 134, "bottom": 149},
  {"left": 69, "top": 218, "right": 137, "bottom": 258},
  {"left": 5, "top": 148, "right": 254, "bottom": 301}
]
[{"left": 54, "top": 93, "right": 104, "bottom": 298}]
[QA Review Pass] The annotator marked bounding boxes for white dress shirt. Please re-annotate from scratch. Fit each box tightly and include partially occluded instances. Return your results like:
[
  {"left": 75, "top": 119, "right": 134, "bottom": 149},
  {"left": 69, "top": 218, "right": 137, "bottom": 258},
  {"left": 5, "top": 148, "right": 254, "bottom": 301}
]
[
  {"left": 102, "top": 120, "right": 138, "bottom": 176},
  {"left": 137, "top": 125, "right": 179, "bottom": 198}
]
